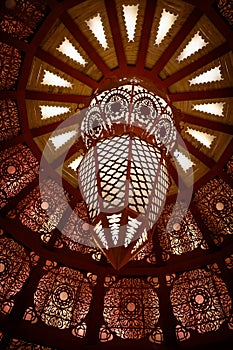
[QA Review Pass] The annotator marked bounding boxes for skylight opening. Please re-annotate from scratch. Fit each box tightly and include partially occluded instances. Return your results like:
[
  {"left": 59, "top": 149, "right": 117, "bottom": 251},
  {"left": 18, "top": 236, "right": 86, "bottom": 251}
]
[
  {"left": 173, "top": 150, "right": 195, "bottom": 172},
  {"left": 41, "top": 70, "right": 73, "bottom": 88},
  {"left": 50, "top": 130, "right": 77, "bottom": 150},
  {"left": 177, "top": 31, "right": 208, "bottom": 62},
  {"left": 40, "top": 105, "right": 71, "bottom": 120},
  {"left": 85, "top": 13, "right": 108, "bottom": 49},
  {"left": 186, "top": 127, "right": 216, "bottom": 148},
  {"left": 57, "top": 38, "right": 87, "bottom": 66},
  {"left": 68, "top": 156, "right": 83, "bottom": 172},
  {"left": 155, "top": 9, "right": 178, "bottom": 46},
  {"left": 189, "top": 65, "right": 223, "bottom": 85},
  {"left": 192, "top": 102, "right": 225, "bottom": 117},
  {"left": 122, "top": 4, "right": 139, "bottom": 42}
]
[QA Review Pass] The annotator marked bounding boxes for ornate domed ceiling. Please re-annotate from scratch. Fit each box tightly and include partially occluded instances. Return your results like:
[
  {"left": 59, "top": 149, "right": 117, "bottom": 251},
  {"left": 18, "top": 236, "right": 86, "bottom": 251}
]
[{"left": 0, "top": 0, "right": 233, "bottom": 349}]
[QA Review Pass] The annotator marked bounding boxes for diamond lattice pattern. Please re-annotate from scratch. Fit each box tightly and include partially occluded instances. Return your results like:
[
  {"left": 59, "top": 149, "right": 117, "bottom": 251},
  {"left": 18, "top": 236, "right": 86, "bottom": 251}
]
[
  {"left": 78, "top": 149, "right": 100, "bottom": 220},
  {"left": 148, "top": 159, "right": 169, "bottom": 228},
  {"left": 129, "top": 138, "right": 160, "bottom": 215},
  {"left": 97, "top": 135, "right": 129, "bottom": 210},
  {"left": 79, "top": 135, "right": 169, "bottom": 227}
]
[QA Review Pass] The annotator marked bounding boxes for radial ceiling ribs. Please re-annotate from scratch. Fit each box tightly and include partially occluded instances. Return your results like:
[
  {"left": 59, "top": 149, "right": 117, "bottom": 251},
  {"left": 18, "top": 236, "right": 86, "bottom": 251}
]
[
  {"left": 192, "top": 138, "right": 233, "bottom": 192},
  {"left": 104, "top": 0, "right": 126, "bottom": 68},
  {"left": 169, "top": 87, "right": 233, "bottom": 102},
  {"left": 179, "top": 113, "right": 233, "bottom": 134},
  {"left": 195, "top": 0, "right": 233, "bottom": 50},
  {"left": 35, "top": 48, "right": 98, "bottom": 90},
  {"left": 163, "top": 42, "right": 230, "bottom": 88},
  {"left": 17, "top": 7, "right": 65, "bottom": 91},
  {"left": 25, "top": 90, "right": 91, "bottom": 105},
  {"left": 136, "top": 0, "right": 157, "bottom": 68},
  {"left": 179, "top": 137, "right": 216, "bottom": 169},
  {"left": 151, "top": 7, "right": 202, "bottom": 75},
  {"left": 60, "top": 12, "right": 110, "bottom": 75}
]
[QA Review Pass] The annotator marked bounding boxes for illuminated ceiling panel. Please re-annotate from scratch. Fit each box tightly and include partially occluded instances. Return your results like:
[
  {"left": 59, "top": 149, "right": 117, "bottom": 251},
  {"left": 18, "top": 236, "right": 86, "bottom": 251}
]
[
  {"left": 68, "top": 156, "right": 84, "bottom": 172},
  {"left": 192, "top": 102, "right": 225, "bottom": 117},
  {"left": 122, "top": 4, "right": 139, "bottom": 42},
  {"left": 85, "top": 13, "right": 108, "bottom": 49},
  {"left": 177, "top": 31, "right": 208, "bottom": 62},
  {"left": 49, "top": 130, "right": 77, "bottom": 150},
  {"left": 186, "top": 127, "right": 216, "bottom": 148},
  {"left": 155, "top": 9, "right": 178, "bottom": 46},
  {"left": 173, "top": 150, "right": 195, "bottom": 172},
  {"left": 40, "top": 105, "right": 71, "bottom": 120},
  {"left": 189, "top": 66, "right": 223, "bottom": 85},
  {"left": 57, "top": 37, "right": 87, "bottom": 66},
  {"left": 41, "top": 70, "right": 73, "bottom": 88}
]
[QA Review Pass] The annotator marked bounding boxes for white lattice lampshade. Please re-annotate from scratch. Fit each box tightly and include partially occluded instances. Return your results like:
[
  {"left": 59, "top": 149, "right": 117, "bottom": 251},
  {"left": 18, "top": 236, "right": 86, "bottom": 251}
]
[{"left": 78, "top": 83, "right": 175, "bottom": 269}]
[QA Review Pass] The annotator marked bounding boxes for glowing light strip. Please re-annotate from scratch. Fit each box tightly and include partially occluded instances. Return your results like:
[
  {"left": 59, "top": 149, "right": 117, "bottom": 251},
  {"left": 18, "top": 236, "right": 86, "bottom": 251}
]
[
  {"left": 186, "top": 127, "right": 215, "bottom": 148},
  {"left": 177, "top": 31, "right": 208, "bottom": 62},
  {"left": 40, "top": 105, "right": 70, "bottom": 120},
  {"left": 122, "top": 4, "right": 139, "bottom": 42},
  {"left": 189, "top": 66, "right": 223, "bottom": 85},
  {"left": 155, "top": 9, "right": 178, "bottom": 45},
  {"left": 57, "top": 37, "right": 87, "bottom": 66},
  {"left": 41, "top": 70, "right": 73, "bottom": 88},
  {"left": 192, "top": 102, "right": 225, "bottom": 117},
  {"left": 50, "top": 130, "right": 77, "bottom": 150},
  {"left": 86, "top": 13, "right": 108, "bottom": 49},
  {"left": 173, "top": 150, "right": 195, "bottom": 172}
]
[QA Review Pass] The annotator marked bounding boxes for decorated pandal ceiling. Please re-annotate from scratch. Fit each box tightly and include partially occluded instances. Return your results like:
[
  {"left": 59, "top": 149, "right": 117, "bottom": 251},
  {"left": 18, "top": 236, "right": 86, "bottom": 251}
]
[{"left": 0, "top": 0, "right": 233, "bottom": 349}]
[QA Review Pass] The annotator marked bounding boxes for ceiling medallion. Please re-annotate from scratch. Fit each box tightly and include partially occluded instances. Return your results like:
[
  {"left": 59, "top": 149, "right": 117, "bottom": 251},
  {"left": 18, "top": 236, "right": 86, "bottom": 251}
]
[{"left": 77, "top": 82, "right": 176, "bottom": 269}]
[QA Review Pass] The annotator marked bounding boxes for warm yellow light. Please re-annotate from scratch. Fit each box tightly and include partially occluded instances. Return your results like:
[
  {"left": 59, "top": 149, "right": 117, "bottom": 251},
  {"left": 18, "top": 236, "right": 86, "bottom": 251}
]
[
  {"left": 189, "top": 66, "right": 223, "bottom": 85},
  {"left": 68, "top": 156, "right": 83, "bottom": 172},
  {"left": 50, "top": 130, "right": 77, "bottom": 150},
  {"left": 177, "top": 31, "right": 208, "bottom": 61},
  {"left": 86, "top": 13, "right": 108, "bottom": 49},
  {"left": 41, "top": 70, "right": 73, "bottom": 88},
  {"left": 155, "top": 9, "right": 178, "bottom": 46},
  {"left": 40, "top": 105, "right": 70, "bottom": 120},
  {"left": 173, "top": 150, "right": 195, "bottom": 172},
  {"left": 57, "top": 37, "right": 87, "bottom": 66},
  {"left": 122, "top": 4, "right": 139, "bottom": 42},
  {"left": 186, "top": 127, "right": 215, "bottom": 148},
  {"left": 192, "top": 102, "right": 225, "bottom": 117}
]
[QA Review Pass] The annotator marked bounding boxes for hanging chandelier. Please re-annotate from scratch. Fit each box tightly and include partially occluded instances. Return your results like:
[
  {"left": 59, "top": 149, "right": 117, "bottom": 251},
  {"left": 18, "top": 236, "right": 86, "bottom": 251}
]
[{"left": 77, "top": 82, "right": 176, "bottom": 269}]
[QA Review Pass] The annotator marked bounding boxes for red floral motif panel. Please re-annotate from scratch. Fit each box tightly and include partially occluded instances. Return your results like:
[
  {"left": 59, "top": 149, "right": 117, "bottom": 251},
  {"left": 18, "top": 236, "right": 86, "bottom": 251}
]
[
  {"left": 131, "top": 238, "right": 155, "bottom": 263},
  {"left": 170, "top": 268, "right": 232, "bottom": 336},
  {"left": 226, "top": 155, "right": 233, "bottom": 177},
  {"left": 225, "top": 253, "right": 233, "bottom": 272},
  {"left": 62, "top": 202, "right": 105, "bottom": 260},
  {"left": 103, "top": 277, "right": 160, "bottom": 339},
  {"left": 7, "top": 338, "right": 56, "bottom": 349},
  {"left": 62, "top": 201, "right": 94, "bottom": 251},
  {"left": 0, "top": 237, "right": 30, "bottom": 314},
  {"left": 34, "top": 267, "right": 93, "bottom": 330},
  {"left": 14, "top": 179, "right": 69, "bottom": 234},
  {"left": 0, "top": 43, "right": 21, "bottom": 90},
  {"left": 193, "top": 177, "right": 233, "bottom": 245},
  {"left": 0, "top": 100, "right": 20, "bottom": 141},
  {"left": 0, "top": 144, "right": 39, "bottom": 209},
  {"left": 156, "top": 202, "right": 207, "bottom": 259},
  {"left": 0, "top": 0, "right": 48, "bottom": 40},
  {"left": 217, "top": 0, "right": 233, "bottom": 25}
]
